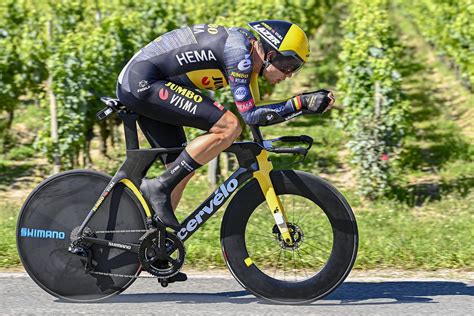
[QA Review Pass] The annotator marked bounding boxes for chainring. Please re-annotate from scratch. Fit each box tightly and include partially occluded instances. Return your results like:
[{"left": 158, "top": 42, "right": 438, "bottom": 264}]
[{"left": 138, "top": 229, "right": 185, "bottom": 278}]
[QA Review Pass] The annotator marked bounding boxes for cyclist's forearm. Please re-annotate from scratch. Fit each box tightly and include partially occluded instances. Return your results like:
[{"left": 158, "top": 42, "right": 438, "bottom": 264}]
[{"left": 240, "top": 98, "right": 297, "bottom": 125}]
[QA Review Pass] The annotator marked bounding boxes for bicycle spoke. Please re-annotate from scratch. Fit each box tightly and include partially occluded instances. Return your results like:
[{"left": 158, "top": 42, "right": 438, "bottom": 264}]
[
  {"left": 292, "top": 249, "right": 297, "bottom": 281},
  {"left": 296, "top": 248, "right": 309, "bottom": 279},
  {"left": 303, "top": 240, "right": 331, "bottom": 253},
  {"left": 248, "top": 232, "right": 277, "bottom": 240},
  {"left": 295, "top": 207, "right": 312, "bottom": 225},
  {"left": 273, "top": 248, "right": 283, "bottom": 279}
]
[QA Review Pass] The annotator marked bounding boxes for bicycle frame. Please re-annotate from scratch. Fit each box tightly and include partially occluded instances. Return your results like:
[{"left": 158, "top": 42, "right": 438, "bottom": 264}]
[{"left": 76, "top": 111, "right": 311, "bottom": 251}]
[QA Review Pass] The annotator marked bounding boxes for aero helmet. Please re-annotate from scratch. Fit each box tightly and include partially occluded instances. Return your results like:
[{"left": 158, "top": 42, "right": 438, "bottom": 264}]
[{"left": 248, "top": 20, "right": 310, "bottom": 74}]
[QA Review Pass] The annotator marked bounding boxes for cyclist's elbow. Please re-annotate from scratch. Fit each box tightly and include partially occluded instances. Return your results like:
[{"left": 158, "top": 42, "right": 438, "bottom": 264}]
[{"left": 240, "top": 111, "right": 258, "bottom": 126}]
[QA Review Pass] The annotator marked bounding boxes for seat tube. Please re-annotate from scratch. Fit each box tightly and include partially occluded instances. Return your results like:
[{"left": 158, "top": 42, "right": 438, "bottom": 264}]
[
  {"left": 120, "top": 112, "right": 140, "bottom": 150},
  {"left": 253, "top": 150, "right": 294, "bottom": 246}
]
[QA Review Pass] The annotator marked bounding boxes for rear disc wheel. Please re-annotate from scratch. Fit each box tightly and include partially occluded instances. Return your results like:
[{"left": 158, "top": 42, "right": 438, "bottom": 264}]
[{"left": 16, "top": 170, "right": 147, "bottom": 302}]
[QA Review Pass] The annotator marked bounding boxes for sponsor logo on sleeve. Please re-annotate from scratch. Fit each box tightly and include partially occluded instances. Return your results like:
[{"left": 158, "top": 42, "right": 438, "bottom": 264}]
[
  {"left": 234, "top": 85, "right": 248, "bottom": 101},
  {"left": 234, "top": 78, "right": 248, "bottom": 84},
  {"left": 230, "top": 71, "right": 249, "bottom": 79},
  {"left": 238, "top": 54, "right": 252, "bottom": 71},
  {"left": 235, "top": 99, "right": 255, "bottom": 112}
]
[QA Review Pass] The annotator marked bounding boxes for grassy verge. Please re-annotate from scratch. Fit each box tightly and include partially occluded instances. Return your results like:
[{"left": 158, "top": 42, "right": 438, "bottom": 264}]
[
  {"left": 0, "top": 201, "right": 21, "bottom": 268},
  {"left": 2, "top": 188, "right": 472, "bottom": 270}
]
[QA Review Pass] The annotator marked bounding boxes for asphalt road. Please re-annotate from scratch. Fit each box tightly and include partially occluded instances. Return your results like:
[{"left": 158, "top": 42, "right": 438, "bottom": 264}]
[{"left": 1, "top": 272, "right": 472, "bottom": 315}]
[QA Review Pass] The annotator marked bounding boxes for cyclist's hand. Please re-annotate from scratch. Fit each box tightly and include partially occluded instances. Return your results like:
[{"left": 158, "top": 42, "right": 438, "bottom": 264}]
[{"left": 299, "top": 89, "right": 335, "bottom": 113}]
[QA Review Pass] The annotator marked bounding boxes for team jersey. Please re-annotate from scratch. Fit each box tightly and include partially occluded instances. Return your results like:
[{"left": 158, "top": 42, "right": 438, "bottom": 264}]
[{"left": 117, "top": 24, "right": 299, "bottom": 125}]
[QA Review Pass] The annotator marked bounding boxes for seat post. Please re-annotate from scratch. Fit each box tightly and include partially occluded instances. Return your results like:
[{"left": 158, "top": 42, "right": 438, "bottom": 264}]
[{"left": 119, "top": 112, "right": 140, "bottom": 150}]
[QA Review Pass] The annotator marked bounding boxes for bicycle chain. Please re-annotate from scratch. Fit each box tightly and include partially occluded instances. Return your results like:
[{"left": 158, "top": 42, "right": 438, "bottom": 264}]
[
  {"left": 89, "top": 270, "right": 158, "bottom": 279},
  {"left": 86, "top": 229, "right": 162, "bottom": 279},
  {"left": 94, "top": 229, "right": 148, "bottom": 234}
]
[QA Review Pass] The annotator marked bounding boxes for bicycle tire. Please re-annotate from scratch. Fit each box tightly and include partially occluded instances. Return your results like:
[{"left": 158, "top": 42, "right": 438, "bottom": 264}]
[
  {"left": 221, "top": 170, "right": 358, "bottom": 304},
  {"left": 16, "top": 170, "right": 147, "bottom": 302}
]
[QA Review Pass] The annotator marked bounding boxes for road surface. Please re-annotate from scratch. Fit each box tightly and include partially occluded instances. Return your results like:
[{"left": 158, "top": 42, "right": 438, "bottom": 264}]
[{"left": 1, "top": 272, "right": 472, "bottom": 315}]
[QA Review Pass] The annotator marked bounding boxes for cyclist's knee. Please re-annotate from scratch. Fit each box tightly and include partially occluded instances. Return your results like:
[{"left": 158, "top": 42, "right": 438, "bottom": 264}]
[{"left": 211, "top": 111, "right": 241, "bottom": 143}]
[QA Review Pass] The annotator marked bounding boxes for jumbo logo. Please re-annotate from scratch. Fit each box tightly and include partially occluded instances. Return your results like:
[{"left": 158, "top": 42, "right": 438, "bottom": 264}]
[
  {"left": 165, "top": 82, "right": 203, "bottom": 103},
  {"left": 159, "top": 88, "right": 169, "bottom": 100}
]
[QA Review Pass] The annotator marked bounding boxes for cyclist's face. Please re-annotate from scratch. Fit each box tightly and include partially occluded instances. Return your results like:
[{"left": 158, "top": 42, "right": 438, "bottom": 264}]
[{"left": 263, "top": 62, "right": 293, "bottom": 85}]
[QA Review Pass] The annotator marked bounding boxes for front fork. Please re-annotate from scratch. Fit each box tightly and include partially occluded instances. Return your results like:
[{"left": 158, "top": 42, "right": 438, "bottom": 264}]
[{"left": 253, "top": 150, "right": 294, "bottom": 246}]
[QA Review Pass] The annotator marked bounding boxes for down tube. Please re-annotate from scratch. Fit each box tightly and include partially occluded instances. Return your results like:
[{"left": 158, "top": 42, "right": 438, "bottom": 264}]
[{"left": 175, "top": 167, "right": 253, "bottom": 242}]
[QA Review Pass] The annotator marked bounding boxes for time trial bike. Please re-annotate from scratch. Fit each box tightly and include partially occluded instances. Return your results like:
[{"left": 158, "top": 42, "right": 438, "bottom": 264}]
[{"left": 16, "top": 97, "right": 358, "bottom": 304}]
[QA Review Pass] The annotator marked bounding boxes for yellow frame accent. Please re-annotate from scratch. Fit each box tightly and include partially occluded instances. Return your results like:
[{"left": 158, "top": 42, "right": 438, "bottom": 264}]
[
  {"left": 253, "top": 150, "right": 293, "bottom": 246},
  {"left": 120, "top": 179, "right": 152, "bottom": 218},
  {"left": 244, "top": 257, "right": 253, "bottom": 267}
]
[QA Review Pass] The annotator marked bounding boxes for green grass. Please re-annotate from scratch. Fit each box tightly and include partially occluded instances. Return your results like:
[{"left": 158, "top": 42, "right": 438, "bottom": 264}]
[
  {"left": 3, "top": 188, "right": 472, "bottom": 270},
  {"left": 0, "top": 201, "right": 21, "bottom": 268}
]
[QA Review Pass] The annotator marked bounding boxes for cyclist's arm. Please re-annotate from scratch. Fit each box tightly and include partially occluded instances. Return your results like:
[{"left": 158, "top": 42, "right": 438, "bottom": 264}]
[{"left": 227, "top": 49, "right": 300, "bottom": 126}]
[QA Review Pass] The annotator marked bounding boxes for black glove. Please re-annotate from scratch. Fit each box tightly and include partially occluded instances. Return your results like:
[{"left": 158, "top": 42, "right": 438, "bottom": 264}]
[{"left": 299, "top": 89, "right": 335, "bottom": 113}]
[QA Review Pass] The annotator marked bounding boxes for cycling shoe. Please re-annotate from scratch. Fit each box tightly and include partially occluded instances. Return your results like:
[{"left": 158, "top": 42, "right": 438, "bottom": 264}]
[
  {"left": 140, "top": 178, "right": 180, "bottom": 229},
  {"left": 168, "top": 272, "right": 188, "bottom": 283}
]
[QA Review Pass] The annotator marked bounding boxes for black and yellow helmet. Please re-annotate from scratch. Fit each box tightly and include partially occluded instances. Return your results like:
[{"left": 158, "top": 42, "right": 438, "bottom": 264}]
[{"left": 248, "top": 20, "right": 310, "bottom": 74}]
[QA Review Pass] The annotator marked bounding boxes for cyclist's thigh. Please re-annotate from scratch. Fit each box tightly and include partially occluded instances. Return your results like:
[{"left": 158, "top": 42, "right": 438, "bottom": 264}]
[
  {"left": 124, "top": 66, "right": 226, "bottom": 131},
  {"left": 137, "top": 116, "right": 186, "bottom": 164}
]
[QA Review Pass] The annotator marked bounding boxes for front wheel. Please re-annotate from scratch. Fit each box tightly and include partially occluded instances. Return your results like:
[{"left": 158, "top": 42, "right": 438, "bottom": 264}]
[{"left": 221, "top": 170, "right": 358, "bottom": 304}]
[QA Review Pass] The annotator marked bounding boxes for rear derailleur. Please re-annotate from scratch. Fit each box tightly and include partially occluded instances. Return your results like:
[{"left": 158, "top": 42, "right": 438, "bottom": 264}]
[{"left": 68, "top": 226, "right": 95, "bottom": 273}]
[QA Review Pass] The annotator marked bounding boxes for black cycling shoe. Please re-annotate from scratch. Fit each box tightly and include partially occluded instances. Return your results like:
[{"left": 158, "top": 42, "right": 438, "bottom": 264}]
[
  {"left": 140, "top": 178, "right": 180, "bottom": 229},
  {"left": 168, "top": 272, "right": 188, "bottom": 283}
]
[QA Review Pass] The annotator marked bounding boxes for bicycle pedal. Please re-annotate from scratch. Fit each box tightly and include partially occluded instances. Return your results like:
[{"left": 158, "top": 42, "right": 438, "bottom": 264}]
[{"left": 158, "top": 272, "right": 187, "bottom": 287}]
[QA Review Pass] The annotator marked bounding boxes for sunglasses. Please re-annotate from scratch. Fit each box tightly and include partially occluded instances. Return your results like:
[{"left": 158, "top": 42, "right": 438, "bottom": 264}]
[{"left": 270, "top": 51, "right": 305, "bottom": 74}]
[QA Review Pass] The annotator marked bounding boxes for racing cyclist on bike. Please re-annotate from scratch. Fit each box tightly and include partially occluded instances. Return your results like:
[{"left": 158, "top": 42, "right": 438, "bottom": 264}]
[{"left": 116, "top": 19, "right": 335, "bottom": 251}]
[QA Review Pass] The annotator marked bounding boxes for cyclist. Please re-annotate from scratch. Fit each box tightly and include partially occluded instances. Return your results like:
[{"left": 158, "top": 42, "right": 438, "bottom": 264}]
[{"left": 116, "top": 20, "right": 335, "bottom": 232}]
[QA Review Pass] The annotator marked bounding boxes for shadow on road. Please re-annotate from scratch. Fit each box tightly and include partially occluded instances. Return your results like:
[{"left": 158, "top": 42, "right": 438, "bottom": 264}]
[
  {"left": 74, "top": 281, "right": 472, "bottom": 305},
  {"left": 322, "top": 281, "right": 474, "bottom": 305}
]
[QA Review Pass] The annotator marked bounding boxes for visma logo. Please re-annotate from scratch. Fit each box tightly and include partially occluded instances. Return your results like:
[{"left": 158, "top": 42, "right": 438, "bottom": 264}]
[{"left": 20, "top": 227, "right": 66, "bottom": 240}]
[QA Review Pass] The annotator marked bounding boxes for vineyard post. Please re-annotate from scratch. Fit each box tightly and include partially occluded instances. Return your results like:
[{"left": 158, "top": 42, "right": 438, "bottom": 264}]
[{"left": 47, "top": 19, "right": 60, "bottom": 174}]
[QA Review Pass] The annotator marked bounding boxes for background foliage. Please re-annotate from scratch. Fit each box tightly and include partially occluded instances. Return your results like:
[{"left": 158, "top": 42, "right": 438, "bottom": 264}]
[{"left": 0, "top": 0, "right": 472, "bottom": 269}]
